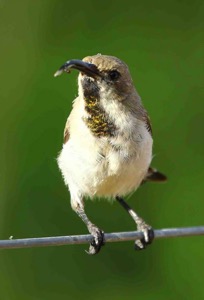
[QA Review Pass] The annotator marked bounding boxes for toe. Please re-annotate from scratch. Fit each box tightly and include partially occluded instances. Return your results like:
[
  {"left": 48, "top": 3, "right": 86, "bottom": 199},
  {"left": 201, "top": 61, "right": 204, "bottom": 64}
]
[
  {"left": 144, "top": 228, "right": 154, "bottom": 245},
  {"left": 135, "top": 239, "right": 146, "bottom": 250},
  {"left": 86, "top": 226, "right": 105, "bottom": 255},
  {"left": 134, "top": 226, "right": 154, "bottom": 251}
]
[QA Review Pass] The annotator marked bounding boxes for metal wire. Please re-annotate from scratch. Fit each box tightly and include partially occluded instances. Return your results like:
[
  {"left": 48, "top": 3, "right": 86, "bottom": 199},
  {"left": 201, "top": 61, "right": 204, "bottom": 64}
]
[{"left": 0, "top": 226, "right": 203, "bottom": 249}]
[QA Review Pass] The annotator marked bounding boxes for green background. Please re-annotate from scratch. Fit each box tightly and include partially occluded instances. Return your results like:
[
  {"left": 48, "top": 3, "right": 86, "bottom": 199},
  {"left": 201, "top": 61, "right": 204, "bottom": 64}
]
[{"left": 0, "top": 1, "right": 204, "bottom": 299}]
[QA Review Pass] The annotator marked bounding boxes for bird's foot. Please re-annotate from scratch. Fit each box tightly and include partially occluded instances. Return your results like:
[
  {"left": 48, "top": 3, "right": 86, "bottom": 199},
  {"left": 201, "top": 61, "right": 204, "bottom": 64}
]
[
  {"left": 86, "top": 224, "right": 105, "bottom": 255},
  {"left": 135, "top": 219, "right": 154, "bottom": 250}
]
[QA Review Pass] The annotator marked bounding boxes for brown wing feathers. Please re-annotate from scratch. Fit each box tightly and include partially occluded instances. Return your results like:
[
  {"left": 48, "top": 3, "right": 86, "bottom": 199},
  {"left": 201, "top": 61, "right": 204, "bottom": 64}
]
[{"left": 143, "top": 167, "right": 167, "bottom": 184}]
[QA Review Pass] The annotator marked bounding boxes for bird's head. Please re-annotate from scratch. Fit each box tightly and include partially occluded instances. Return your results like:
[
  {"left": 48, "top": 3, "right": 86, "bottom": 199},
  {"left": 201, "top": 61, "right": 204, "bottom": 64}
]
[{"left": 54, "top": 54, "right": 137, "bottom": 102}]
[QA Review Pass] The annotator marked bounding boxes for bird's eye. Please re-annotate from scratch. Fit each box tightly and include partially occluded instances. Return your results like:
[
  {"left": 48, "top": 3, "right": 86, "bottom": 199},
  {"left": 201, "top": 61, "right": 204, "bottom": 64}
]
[{"left": 109, "top": 70, "right": 120, "bottom": 81}]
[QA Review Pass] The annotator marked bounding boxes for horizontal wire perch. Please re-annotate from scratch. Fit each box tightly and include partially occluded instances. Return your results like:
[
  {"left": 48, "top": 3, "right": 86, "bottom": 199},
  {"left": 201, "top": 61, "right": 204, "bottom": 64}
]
[{"left": 0, "top": 226, "right": 204, "bottom": 250}]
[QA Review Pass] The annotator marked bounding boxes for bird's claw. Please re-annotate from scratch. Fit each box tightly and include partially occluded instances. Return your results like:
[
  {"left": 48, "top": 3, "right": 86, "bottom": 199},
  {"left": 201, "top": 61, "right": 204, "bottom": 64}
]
[
  {"left": 86, "top": 224, "right": 105, "bottom": 255},
  {"left": 134, "top": 221, "right": 154, "bottom": 250}
]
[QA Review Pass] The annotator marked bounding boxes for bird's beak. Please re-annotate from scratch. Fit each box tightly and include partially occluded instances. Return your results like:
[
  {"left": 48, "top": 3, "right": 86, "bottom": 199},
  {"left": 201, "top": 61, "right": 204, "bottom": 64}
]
[{"left": 54, "top": 59, "right": 100, "bottom": 78}]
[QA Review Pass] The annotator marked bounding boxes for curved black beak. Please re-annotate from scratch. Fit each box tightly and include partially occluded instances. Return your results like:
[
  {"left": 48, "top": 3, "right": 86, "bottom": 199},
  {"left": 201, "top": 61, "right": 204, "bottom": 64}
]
[{"left": 54, "top": 59, "right": 100, "bottom": 78}]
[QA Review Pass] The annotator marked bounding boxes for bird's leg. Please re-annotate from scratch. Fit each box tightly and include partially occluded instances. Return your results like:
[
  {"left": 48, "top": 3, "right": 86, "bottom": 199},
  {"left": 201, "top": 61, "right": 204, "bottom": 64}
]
[
  {"left": 72, "top": 201, "right": 104, "bottom": 255},
  {"left": 116, "top": 196, "right": 154, "bottom": 250}
]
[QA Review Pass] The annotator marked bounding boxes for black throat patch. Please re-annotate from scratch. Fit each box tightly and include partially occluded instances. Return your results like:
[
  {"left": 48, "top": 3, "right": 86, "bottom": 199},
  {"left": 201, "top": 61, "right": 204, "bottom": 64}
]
[{"left": 82, "top": 77, "right": 116, "bottom": 137}]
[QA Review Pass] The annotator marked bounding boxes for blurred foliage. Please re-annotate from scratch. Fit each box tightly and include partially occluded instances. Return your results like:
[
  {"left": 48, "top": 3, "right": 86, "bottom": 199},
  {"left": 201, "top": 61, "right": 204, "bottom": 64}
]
[{"left": 0, "top": 0, "right": 204, "bottom": 299}]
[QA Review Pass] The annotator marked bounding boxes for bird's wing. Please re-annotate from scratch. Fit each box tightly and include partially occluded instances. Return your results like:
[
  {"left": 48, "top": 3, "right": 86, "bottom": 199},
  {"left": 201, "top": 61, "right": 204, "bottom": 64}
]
[
  {"left": 144, "top": 114, "right": 152, "bottom": 136},
  {"left": 63, "top": 119, "right": 70, "bottom": 144},
  {"left": 142, "top": 167, "right": 167, "bottom": 184},
  {"left": 63, "top": 97, "right": 81, "bottom": 144}
]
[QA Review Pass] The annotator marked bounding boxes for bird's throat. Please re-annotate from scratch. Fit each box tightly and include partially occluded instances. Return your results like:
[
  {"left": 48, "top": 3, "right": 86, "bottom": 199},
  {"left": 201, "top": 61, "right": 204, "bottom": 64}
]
[
  {"left": 82, "top": 77, "right": 116, "bottom": 137},
  {"left": 84, "top": 96, "right": 116, "bottom": 137}
]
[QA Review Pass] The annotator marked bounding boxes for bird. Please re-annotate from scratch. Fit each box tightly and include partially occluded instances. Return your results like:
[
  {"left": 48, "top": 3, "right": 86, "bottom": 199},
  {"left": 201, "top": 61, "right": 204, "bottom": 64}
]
[{"left": 54, "top": 54, "right": 166, "bottom": 255}]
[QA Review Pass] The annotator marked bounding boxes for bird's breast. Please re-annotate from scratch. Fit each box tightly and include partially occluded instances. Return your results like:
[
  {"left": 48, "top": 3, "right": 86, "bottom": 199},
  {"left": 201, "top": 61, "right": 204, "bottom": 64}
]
[
  {"left": 58, "top": 120, "right": 152, "bottom": 198},
  {"left": 58, "top": 94, "right": 153, "bottom": 198}
]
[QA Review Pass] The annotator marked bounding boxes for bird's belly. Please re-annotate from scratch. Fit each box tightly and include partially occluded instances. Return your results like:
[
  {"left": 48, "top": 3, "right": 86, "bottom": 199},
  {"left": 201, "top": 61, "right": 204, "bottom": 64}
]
[
  {"left": 58, "top": 135, "right": 152, "bottom": 199},
  {"left": 95, "top": 149, "right": 151, "bottom": 197}
]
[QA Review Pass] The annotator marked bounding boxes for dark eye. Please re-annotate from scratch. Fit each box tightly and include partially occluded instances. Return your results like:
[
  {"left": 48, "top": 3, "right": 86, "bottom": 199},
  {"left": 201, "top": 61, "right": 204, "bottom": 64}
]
[{"left": 109, "top": 70, "right": 120, "bottom": 81}]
